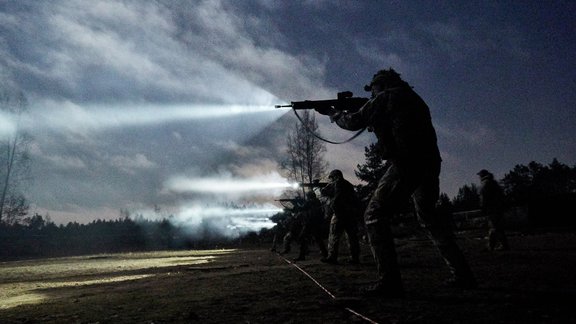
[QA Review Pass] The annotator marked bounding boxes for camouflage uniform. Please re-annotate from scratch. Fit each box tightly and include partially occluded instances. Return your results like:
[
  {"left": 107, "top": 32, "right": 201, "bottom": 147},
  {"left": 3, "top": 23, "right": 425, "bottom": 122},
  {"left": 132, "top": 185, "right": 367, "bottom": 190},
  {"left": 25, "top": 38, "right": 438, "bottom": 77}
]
[
  {"left": 270, "top": 212, "right": 289, "bottom": 252},
  {"left": 295, "top": 192, "right": 328, "bottom": 260},
  {"left": 320, "top": 170, "right": 361, "bottom": 264},
  {"left": 333, "top": 69, "right": 476, "bottom": 293},
  {"left": 277, "top": 197, "right": 305, "bottom": 255},
  {"left": 478, "top": 169, "right": 510, "bottom": 251},
  {"left": 281, "top": 212, "right": 304, "bottom": 255}
]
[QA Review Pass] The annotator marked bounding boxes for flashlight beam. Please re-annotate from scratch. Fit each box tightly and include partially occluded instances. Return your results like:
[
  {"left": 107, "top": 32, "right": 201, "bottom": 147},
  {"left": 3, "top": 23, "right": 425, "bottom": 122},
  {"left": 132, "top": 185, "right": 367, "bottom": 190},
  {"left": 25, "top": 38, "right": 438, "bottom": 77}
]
[
  {"left": 165, "top": 177, "right": 299, "bottom": 194},
  {"left": 25, "top": 103, "right": 283, "bottom": 134}
]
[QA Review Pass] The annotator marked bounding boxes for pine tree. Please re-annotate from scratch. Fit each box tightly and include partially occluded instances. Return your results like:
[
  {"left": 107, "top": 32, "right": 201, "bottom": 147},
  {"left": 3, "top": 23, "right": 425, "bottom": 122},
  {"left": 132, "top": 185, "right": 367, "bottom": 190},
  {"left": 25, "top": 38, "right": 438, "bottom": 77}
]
[{"left": 354, "top": 143, "right": 387, "bottom": 202}]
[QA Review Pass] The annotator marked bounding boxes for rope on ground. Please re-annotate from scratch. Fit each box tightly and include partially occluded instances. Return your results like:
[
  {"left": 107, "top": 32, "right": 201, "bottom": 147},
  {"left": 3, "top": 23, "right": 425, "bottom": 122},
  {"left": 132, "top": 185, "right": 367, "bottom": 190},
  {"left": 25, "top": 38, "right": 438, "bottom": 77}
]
[{"left": 277, "top": 254, "right": 380, "bottom": 324}]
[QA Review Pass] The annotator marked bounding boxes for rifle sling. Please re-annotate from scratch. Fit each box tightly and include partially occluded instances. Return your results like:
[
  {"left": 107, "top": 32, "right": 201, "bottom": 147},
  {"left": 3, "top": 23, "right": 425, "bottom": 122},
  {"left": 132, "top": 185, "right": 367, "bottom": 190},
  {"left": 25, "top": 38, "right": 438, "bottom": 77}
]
[{"left": 293, "top": 109, "right": 366, "bottom": 145}]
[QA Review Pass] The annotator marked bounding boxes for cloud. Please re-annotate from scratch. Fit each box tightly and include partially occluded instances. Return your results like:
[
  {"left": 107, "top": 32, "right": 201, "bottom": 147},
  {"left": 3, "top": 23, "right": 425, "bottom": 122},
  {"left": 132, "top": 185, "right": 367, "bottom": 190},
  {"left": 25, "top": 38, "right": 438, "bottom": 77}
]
[
  {"left": 435, "top": 120, "right": 497, "bottom": 146},
  {"left": 108, "top": 153, "right": 156, "bottom": 174},
  {"left": 2, "top": 0, "right": 324, "bottom": 105},
  {"left": 229, "top": 159, "right": 284, "bottom": 178},
  {"left": 0, "top": 111, "right": 17, "bottom": 139},
  {"left": 3, "top": 0, "right": 567, "bottom": 229},
  {"left": 421, "top": 20, "right": 530, "bottom": 62},
  {"left": 173, "top": 0, "right": 333, "bottom": 100},
  {"left": 45, "top": 155, "right": 87, "bottom": 170}
]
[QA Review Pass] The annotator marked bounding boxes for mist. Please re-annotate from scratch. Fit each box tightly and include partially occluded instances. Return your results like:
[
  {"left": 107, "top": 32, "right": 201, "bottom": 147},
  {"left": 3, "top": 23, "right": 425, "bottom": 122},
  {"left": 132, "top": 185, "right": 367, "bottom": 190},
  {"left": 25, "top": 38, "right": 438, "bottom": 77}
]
[
  {"left": 150, "top": 172, "right": 297, "bottom": 238},
  {"left": 132, "top": 203, "right": 283, "bottom": 239}
]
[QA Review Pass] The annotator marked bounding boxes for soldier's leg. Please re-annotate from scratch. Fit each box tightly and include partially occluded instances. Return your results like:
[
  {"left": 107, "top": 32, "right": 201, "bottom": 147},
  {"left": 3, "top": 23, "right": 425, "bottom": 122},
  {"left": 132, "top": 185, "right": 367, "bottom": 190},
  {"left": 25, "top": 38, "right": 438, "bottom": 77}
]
[
  {"left": 487, "top": 217, "right": 498, "bottom": 250},
  {"left": 281, "top": 232, "right": 292, "bottom": 254},
  {"left": 498, "top": 232, "right": 510, "bottom": 250},
  {"left": 296, "top": 226, "right": 310, "bottom": 260},
  {"left": 312, "top": 227, "right": 328, "bottom": 258},
  {"left": 498, "top": 228, "right": 510, "bottom": 250},
  {"left": 488, "top": 227, "right": 498, "bottom": 250},
  {"left": 271, "top": 230, "right": 279, "bottom": 252},
  {"left": 491, "top": 215, "right": 510, "bottom": 250},
  {"left": 364, "top": 164, "right": 407, "bottom": 292},
  {"left": 326, "top": 217, "right": 341, "bottom": 260},
  {"left": 296, "top": 238, "right": 308, "bottom": 260},
  {"left": 344, "top": 220, "right": 360, "bottom": 263},
  {"left": 488, "top": 220, "right": 498, "bottom": 251},
  {"left": 413, "top": 176, "right": 477, "bottom": 288}
]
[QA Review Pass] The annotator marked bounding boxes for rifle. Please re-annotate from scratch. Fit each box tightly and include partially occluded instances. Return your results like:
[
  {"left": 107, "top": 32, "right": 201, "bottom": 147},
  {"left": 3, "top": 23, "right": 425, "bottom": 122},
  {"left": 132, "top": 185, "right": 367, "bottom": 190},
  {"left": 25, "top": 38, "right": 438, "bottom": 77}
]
[
  {"left": 269, "top": 212, "right": 288, "bottom": 224},
  {"left": 275, "top": 198, "right": 305, "bottom": 209},
  {"left": 298, "top": 180, "right": 329, "bottom": 188},
  {"left": 275, "top": 198, "right": 304, "bottom": 203},
  {"left": 275, "top": 91, "right": 369, "bottom": 115}
]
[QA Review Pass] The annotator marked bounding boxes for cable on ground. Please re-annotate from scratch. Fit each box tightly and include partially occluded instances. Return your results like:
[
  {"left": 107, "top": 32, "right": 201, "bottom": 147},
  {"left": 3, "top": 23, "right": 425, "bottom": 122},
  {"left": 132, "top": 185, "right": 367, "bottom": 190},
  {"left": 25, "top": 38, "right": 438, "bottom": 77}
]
[{"left": 278, "top": 254, "right": 380, "bottom": 324}]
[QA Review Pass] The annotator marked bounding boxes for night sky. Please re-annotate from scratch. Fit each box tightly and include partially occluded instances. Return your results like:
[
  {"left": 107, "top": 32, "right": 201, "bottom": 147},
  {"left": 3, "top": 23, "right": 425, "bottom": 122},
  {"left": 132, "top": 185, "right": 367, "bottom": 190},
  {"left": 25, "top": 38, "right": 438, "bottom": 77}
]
[{"left": 1, "top": 1, "right": 574, "bottom": 227}]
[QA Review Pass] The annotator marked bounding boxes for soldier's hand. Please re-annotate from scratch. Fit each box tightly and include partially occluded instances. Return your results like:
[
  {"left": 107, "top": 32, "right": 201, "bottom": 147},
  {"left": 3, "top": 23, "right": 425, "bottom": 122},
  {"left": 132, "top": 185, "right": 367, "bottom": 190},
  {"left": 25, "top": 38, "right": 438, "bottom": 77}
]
[
  {"left": 315, "top": 106, "right": 337, "bottom": 116},
  {"left": 329, "top": 111, "right": 343, "bottom": 123}
]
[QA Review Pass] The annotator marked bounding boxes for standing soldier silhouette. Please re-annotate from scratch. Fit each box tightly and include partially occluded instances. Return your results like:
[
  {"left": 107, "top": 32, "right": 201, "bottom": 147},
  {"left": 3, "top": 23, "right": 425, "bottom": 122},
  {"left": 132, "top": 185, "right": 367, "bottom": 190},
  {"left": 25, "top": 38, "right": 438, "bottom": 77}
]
[
  {"left": 320, "top": 169, "right": 361, "bottom": 265},
  {"left": 327, "top": 68, "right": 477, "bottom": 296},
  {"left": 294, "top": 191, "right": 329, "bottom": 261},
  {"left": 477, "top": 169, "right": 510, "bottom": 251}
]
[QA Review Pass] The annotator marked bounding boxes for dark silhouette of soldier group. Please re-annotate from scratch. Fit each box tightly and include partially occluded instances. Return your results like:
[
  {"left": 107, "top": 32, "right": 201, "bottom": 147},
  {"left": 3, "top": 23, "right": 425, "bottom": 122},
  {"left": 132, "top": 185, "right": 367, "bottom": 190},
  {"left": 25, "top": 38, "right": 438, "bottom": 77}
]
[{"left": 272, "top": 68, "right": 511, "bottom": 297}]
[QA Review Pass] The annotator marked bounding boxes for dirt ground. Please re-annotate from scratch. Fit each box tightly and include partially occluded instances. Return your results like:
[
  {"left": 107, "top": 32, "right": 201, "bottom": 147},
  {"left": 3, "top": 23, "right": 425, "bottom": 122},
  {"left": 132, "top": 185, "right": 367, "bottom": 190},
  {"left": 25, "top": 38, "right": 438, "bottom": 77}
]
[{"left": 1, "top": 229, "right": 575, "bottom": 324}]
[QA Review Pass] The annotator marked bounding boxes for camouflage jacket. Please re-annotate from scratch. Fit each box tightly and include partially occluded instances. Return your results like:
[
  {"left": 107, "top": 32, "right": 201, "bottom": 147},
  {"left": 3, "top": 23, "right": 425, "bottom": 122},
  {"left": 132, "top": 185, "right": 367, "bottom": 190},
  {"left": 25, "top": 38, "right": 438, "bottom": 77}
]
[
  {"left": 321, "top": 178, "right": 361, "bottom": 217},
  {"left": 335, "top": 85, "right": 441, "bottom": 162}
]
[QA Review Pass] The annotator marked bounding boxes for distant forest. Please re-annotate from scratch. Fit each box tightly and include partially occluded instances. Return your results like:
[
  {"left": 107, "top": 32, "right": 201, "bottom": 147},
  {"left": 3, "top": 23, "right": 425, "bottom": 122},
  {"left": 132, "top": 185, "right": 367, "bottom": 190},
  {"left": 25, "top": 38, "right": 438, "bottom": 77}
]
[
  {"left": 1, "top": 159, "right": 575, "bottom": 260},
  {"left": 0, "top": 215, "right": 267, "bottom": 261}
]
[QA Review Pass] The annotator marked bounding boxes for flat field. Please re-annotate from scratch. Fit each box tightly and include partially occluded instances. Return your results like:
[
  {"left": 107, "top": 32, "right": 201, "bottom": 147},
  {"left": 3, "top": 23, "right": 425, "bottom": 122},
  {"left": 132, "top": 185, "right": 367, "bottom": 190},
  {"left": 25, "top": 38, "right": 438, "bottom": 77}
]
[{"left": 1, "top": 230, "right": 575, "bottom": 323}]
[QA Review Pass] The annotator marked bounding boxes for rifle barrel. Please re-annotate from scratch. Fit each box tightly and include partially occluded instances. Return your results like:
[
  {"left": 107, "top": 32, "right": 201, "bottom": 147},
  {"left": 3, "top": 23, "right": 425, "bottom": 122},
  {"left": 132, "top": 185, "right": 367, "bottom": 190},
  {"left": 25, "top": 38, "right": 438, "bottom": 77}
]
[{"left": 299, "top": 182, "right": 329, "bottom": 188}]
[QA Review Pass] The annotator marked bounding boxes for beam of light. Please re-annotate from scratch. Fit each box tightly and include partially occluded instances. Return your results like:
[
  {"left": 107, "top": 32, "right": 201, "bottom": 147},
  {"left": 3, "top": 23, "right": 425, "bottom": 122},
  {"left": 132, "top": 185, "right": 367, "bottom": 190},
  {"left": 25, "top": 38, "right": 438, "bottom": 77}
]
[
  {"left": 164, "top": 173, "right": 300, "bottom": 196},
  {"left": 21, "top": 101, "right": 286, "bottom": 135},
  {"left": 175, "top": 204, "right": 283, "bottom": 235},
  {"left": 134, "top": 203, "right": 283, "bottom": 238}
]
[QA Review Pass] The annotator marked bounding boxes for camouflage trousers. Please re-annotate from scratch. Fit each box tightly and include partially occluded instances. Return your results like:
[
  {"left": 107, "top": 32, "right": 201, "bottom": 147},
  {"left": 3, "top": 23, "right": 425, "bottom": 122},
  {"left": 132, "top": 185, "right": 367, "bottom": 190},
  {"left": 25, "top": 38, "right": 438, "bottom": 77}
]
[
  {"left": 326, "top": 214, "right": 360, "bottom": 262},
  {"left": 364, "top": 159, "right": 475, "bottom": 287},
  {"left": 488, "top": 213, "right": 509, "bottom": 250},
  {"left": 298, "top": 222, "right": 328, "bottom": 259}
]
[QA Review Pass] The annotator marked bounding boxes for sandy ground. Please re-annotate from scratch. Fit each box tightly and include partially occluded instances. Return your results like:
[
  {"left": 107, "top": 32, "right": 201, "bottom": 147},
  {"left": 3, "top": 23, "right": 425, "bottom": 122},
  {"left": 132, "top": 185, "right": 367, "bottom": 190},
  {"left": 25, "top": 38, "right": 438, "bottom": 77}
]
[{"left": 0, "top": 229, "right": 575, "bottom": 323}]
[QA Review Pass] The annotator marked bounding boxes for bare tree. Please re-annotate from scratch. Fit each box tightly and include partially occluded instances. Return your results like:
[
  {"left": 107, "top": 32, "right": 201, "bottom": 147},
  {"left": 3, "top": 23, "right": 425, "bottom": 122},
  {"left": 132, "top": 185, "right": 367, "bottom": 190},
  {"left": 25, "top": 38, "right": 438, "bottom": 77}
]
[
  {"left": 0, "top": 88, "right": 31, "bottom": 224},
  {"left": 282, "top": 111, "right": 328, "bottom": 196}
]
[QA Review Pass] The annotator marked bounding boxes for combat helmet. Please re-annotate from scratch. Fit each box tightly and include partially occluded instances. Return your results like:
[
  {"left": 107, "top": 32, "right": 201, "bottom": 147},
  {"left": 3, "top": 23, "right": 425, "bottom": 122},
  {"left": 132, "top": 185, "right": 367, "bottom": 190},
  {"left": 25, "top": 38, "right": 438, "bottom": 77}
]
[
  {"left": 364, "top": 68, "right": 403, "bottom": 92},
  {"left": 477, "top": 169, "right": 493, "bottom": 179},
  {"left": 328, "top": 169, "right": 343, "bottom": 180}
]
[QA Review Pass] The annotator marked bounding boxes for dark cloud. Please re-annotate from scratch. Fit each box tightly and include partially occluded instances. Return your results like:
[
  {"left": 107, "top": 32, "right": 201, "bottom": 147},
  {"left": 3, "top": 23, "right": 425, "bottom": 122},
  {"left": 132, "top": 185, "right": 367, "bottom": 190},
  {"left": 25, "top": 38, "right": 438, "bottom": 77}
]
[{"left": 0, "top": 0, "right": 573, "bottom": 225}]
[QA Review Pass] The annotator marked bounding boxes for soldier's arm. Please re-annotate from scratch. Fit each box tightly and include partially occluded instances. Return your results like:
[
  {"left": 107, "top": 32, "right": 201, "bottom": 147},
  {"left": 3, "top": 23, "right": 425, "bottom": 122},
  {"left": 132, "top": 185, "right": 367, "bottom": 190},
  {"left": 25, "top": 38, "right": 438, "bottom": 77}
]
[
  {"left": 320, "top": 182, "right": 335, "bottom": 197},
  {"left": 333, "top": 92, "right": 386, "bottom": 131}
]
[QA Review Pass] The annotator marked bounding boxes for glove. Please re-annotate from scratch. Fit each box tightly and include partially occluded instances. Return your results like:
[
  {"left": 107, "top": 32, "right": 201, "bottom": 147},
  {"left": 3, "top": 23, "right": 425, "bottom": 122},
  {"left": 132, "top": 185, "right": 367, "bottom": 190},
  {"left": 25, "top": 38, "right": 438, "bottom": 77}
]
[
  {"left": 314, "top": 106, "right": 337, "bottom": 116},
  {"left": 329, "top": 111, "right": 343, "bottom": 123}
]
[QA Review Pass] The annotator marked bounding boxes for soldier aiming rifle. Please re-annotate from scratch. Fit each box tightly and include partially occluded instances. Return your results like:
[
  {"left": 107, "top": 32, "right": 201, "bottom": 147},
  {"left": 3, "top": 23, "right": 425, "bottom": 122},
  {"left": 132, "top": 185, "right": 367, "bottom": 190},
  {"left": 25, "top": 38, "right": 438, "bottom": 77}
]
[
  {"left": 273, "top": 197, "right": 305, "bottom": 255},
  {"left": 275, "top": 91, "right": 369, "bottom": 115}
]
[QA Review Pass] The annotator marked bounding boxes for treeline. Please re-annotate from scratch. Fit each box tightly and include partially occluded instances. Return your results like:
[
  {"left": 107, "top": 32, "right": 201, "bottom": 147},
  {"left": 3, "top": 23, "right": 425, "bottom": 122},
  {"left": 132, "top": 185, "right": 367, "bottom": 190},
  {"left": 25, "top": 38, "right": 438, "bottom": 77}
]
[
  {"left": 0, "top": 215, "right": 260, "bottom": 261},
  {"left": 1, "top": 158, "right": 575, "bottom": 260},
  {"left": 356, "top": 145, "right": 576, "bottom": 226},
  {"left": 447, "top": 158, "right": 576, "bottom": 226}
]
